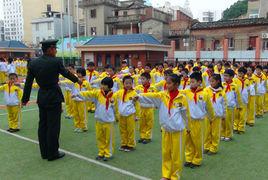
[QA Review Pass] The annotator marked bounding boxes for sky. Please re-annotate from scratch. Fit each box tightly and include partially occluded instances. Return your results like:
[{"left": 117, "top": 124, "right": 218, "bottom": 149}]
[{"left": 0, "top": 0, "right": 239, "bottom": 20}]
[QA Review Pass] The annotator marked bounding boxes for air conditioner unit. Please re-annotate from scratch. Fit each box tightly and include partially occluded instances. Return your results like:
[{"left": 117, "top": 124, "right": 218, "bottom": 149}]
[{"left": 262, "top": 33, "right": 268, "bottom": 39}]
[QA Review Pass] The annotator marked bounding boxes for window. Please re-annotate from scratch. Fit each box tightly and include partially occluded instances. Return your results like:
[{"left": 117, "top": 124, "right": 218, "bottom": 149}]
[
  {"left": 36, "top": 37, "right": 40, "bottom": 43},
  {"left": 90, "top": 9, "right": 96, "bottom": 18},
  {"left": 97, "top": 54, "right": 102, "bottom": 67},
  {"left": 115, "top": 11, "right": 118, "bottom": 17},
  {"left": 91, "top": 27, "right": 96, "bottom": 35},
  {"left": 47, "top": 4, "right": 51, "bottom": 12},
  {"left": 48, "top": 22, "right": 52, "bottom": 30},
  {"left": 228, "top": 38, "right": 235, "bottom": 49},
  {"left": 35, "top": 23, "right": 39, "bottom": 31},
  {"left": 123, "top": 11, "right": 128, "bottom": 17},
  {"left": 105, "top": 54, "right": 111, "bottom": 65}
]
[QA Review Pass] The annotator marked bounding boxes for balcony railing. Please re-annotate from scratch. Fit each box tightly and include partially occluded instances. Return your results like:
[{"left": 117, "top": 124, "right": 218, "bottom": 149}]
[
  {"left": 79, "top": 0, "right": 118, "bottom": 7},
  {"left": 106, "top": 14, "right": 145, "bottom": 24}
]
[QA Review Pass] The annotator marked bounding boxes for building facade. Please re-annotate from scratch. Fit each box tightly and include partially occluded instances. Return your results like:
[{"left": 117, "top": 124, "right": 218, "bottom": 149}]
[
  {"left": 0, "top": 20, "right": 4, "bottom": 41},
  {"left": 2, "top": 0, "right": 83, "bottom": 44},
  {"left": 247, "top": 0, "right": 268, "bottom": 18}
]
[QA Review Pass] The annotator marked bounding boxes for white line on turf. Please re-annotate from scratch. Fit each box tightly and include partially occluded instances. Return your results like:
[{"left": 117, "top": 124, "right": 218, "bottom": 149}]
[
  {"left": 0, "top": 108, "right": 38, "bottom": 116},
  {"left": 0, "top": 129, "right": 151, "bottom": 180}
]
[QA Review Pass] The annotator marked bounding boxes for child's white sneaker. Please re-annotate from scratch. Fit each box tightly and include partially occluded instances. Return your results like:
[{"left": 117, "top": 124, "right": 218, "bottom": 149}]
[{"left": 220, "top": 137, "right": 225, "bottom": 141}]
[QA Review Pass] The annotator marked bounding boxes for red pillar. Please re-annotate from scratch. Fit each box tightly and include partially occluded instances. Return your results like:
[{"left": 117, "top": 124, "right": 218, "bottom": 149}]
[
  {"left": 196, "top": 39, "right": 201, "bottom": 59},
  {"left": 223, "top": 38, "right": 229, "bottom": 60},
  {"left": 101, "top": 53, "right": 106, "bottom": 66},
  {"left": 255, "top": 36, "right": 261, "bottom": 61},
  {"left": 168, "top": 40, "right": 175, "bottom": 60},
  {"left": 111, "top": 52, "right": 115, "bottom": 67},
  {"left": 81, "top": 52, "right": 85, "bottom": 68}
]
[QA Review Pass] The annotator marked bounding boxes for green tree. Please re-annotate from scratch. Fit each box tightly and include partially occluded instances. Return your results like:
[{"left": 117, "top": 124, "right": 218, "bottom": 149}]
[{"left": 222, "top": 0, "right": 248, "bottom": 20}]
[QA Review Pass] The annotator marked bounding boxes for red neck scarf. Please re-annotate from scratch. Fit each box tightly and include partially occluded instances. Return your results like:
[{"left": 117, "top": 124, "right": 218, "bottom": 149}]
[
  {"left": 164, "top": 82, "right": 167, "bottom": 90},
  {"left": 111, "top": 75, "right": 117, "bottom": 79},
  {"left": 168, "top": 89, "right": 179, "bottom": 115},
  {"left": 122, "top": 88, "right": 133, "bottom": 102},
  {"left": 183, "top": 77, "right": 189, "bottom": 90},
  {"left": 191, "top": 87, "right": 203, "bottom": 104},
  {"left": 88, "top": 70, "right": 94, "bottom": 81},
  {"left": 238, "top": 78, "right": 245, "bottom": 91},
  {"left": 143, "top": 83, "right": 150, "bottom": 93},
  {"left": 101, "top": 90, "right": 113, "bottom": 110},
  {"left": 206, "top": 70, "right": 213, "bottom": 78},
  {"left": 79, "top": 79, "right": 85, "bottom": 91},
  {"left": 225, "top": 80, "right": 233, "bottom": 93}
]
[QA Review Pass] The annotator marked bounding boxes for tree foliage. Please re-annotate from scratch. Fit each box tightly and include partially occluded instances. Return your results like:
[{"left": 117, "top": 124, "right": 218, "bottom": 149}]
[{"left": 222, "top": 0, "right": 248, "bottom": 20}]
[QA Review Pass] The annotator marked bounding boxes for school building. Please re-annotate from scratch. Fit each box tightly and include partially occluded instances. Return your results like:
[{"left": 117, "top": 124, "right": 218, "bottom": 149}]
[{"left": 76, "top": 34, "right": 170, "bottom": 69}]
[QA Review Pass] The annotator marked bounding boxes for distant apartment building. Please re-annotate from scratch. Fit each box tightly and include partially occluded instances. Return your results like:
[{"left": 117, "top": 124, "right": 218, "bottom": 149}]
[
  {"left": 2, "top": 0, "right": 83, "bottom": 44},
  {"left": 247, "top": 0, "right": 268, "bottom": 18},
  {"left": 0, "top": 20, "right": 4, "bottom": 41}
]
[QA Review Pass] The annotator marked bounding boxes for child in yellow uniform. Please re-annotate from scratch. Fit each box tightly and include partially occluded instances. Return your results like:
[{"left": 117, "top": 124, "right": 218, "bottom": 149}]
[
  {"left": 136, "top": 74, "right": 190, "bottom": 180},
  {"left": 86, "top": 62, "right": 99, "bottom": 113},
  {"left": 154, "top": 63, "right": 165, "bottom": 83},
  {"left": 63, "top": 68, "right": 91, "bottom": 132},
  {"left": 135, "top": 61, "right": 144, "bottom": 75},
  {"left": 204, "top": 74, "right": 226, "bottom": 155},
  {"left": 135, "top": 72, "right": 157, "bottom": 144},
  {"left": 253, "top": 65, "right": 266, "bottom": 118},
  {"left": 222, "top": 69, "right": 242, "bottom": 141},
  {"left": 179, "top": 68, "right": 190, "bottom": 90},
  {"left": 202, "top": 64, "right": 214, "bottom": 87},
  {"left": 263, "top": 65, "right": 268, "bottom": 113},
  {"left": 78, "top": 77, "right": 115, "bottom": 161},
  {"left": 183, "top": 72, "right": 214, "bottom": 168},
  {"left": 64, "top": 64, "right": 76, "bottom": 119},
  {"left": 154, "top": 70, "right": 173, "bottom": 92},
  {"left": 0, "top": 58, "right": 7, "bottom": 84},
  {"left": 114, "top": 75, "right": 140, "bottom": 152},
  {"left": 0, "top": 73, "right": 23, "bottom": 132},
  {"left": 233, "top": 67, "right": 250, "bottom": 134},
  {"left": 246, "top": 66, "right": 257, "bottom": 126},
  {"left": 144, "top": 63, "right": 156, "bottom": 85}
]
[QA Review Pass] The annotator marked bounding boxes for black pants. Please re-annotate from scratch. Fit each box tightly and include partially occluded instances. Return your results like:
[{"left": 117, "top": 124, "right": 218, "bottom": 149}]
[{"left": 38, "top": 103, "right": 62, "bottom": 159}]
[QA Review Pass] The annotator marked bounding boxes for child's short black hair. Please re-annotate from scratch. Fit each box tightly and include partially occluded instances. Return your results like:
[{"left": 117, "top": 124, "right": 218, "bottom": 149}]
[
  {"left": 140, "top": 72, "right": 151, "bottom": 80},
  {"left": 101, "top": 77, "right": 114, "bottom": 89},
  {"left": 68, "top": 64, "right": 75, "bottom": 69},
  {"left": 76, "top": 68, "right": 86, "bottom": 77},
  {"left": 87, "top": 62, "right": 95, "bottom": 67},
  {"left": 208, "top": 64, "right": 214, "bottom": 69},
  {"left": 182, "top": 68, "right": 189, "bottom": 75},
  {"left": 145, "top": 63, "right": 152, "bottom": 69},
  {"left": 224, "top": 69, "right": 235, "bottom": 77},
  {"left": 122, "top": 60, "right": 128, "bottom": 64},
  {"left": 9, "top": 73, "right": 18, "bottom": 78},
  {"left": 192, "top": 66, "right": 200, "bottom": 72},
  {"left": 187, "top": 61, "right": 194, "bottom": 67},
  {"left": 123, "top": 75, "right": 133, "bottom": 83},
  {"left": 168, "top": 74, "right": 181, "bottom": 86},
  {"left": 190, "top": 72, "right": 203, "bottom": 82},
  {"left": 255, "top": 65, "right": 263, "bottom": 70},
  {"left": 158, "top": 63, "right": 164, "bottom": 67},
  {"left": 247, "top": 65, "right": 255, "bottom": 72},
  {"left": 106, "top": 65, "right": 115, "bottom": 71},
  {"left": 164, "top": 69, "right": 173, "bottom": 76},
  {"left": 238, "top": 67, "right": 247, "bottom": 75}
]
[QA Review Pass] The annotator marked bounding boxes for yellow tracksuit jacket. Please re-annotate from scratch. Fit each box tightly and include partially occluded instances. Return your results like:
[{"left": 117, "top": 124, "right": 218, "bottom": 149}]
[
  {"left": 179, "top": 77, "right": 190, "bottom": 90},
  {"left": 222, "top": 81, "right": 242, "bottom": 138},
  {"left": 233, "top": 78, "right": 250, "bottom": 132},
  {"left": 154, "top": 71, "right": 165, "bottom": 83},
  {"left": 264, "top": 74, "right": 268, "bottom": 113},
  {"left": 80, "top": 89, "right": 115, "bottom": 158},
  {"left": 246, "top": 75, "right": 257, "bottom": 125},
  {"left": 114, "top": 89, "right": 140, "bottom": 148},
  {"left": 253, "top": 73, "right": 266, "bottom": 116},
  {"left": 62, "top": 79, "right": 91, "bottom": 130},
  {"left": 204, "top": 86, "right": 226, "bottom": 153},
  {"left": 137, "top": 90, "right": 190, "bottom": 180},
  {"left": 182, "top": 87, "right": 214, "bottom": 165},
  {"left": 0, "top": 83, "right": 23, "bottom": 129},
  {"left": 135, "top": 84, "right": 157, "bottom": 140},
  {"left": 154, "top": 80, "right": 167, "bottom": 92}
]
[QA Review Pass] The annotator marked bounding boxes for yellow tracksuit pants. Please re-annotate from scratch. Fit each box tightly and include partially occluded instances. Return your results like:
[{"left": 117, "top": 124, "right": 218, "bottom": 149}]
[
  {"left": 256, "top": 95, "right": 264, "bottom": 116},
  {"left": 119, "top": 114, "right": 136, "bottom": 148},
  {"left": 264, "top": 93, "right": 268, "bottom": 113},
  {"left": 96, "top": 121, "right": 115, "bottom": 158},
  {"left": 64, "top": 91, "right": 74, "bottom": 117},
  {"left": 7, "top": 105, "right": 21, "bottom": 129},
  {"left": 185, "top": 119, "right": 205, "bottom": 165},
  {"left": 234, "top": 106, "right": 247, "bottom": 132},
  {"left": 204, "top": 117, "right": 221, "bottom": 153},
  {"left": 0, "top": 72, "right": 6, "bottom": 84},
  {"left": 73, "top": 101, "right": 88, "bottom": 130},
  {"left": 221, "top": 108, "right": 234, "bottom": 138},
  {"left": 139, "top": 108, "right": 154, "bottom": 140},
  {"left": 87, "top": 102, "right": 95, "bottom": 112},
  {"left": 162, "top": 129, "right": 186, "bottom": 180},
  {"left": 247, "top": 96, "right": 255, "bottom": 125}
]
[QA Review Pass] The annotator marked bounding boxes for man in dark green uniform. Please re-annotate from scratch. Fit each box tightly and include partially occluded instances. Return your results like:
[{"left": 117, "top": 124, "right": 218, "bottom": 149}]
[{"left": 22, "top": 40, "right": 81, "bottom": 161}]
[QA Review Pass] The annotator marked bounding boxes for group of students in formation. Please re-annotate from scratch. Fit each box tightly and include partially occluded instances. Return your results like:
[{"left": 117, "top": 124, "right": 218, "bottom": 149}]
[
  {"left": 0, "top": 57, "right": 28, "bottom": 84},
  {"left": 1, "top": 58, "right": 268, "bottom": 180}
]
